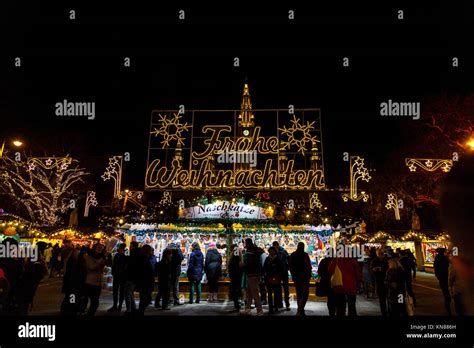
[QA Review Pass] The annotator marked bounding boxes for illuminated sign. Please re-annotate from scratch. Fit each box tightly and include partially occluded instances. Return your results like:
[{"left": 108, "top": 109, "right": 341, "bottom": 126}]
[
  {"left": 145, "top": 109, "right": 325, "bottom": 190},
  {"left": 179, "top": 200, "right": 274, "bottom": 220}
]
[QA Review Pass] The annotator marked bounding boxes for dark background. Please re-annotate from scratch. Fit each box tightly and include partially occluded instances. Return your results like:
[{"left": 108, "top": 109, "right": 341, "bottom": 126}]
[{"left": 0, "top": 1, "right": 473, "bottom": 196}]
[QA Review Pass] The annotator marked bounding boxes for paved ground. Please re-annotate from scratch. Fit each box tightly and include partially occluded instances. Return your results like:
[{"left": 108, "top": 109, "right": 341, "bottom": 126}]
[{"left": 30, "top": 272, "right": 447, "bottom": 316}]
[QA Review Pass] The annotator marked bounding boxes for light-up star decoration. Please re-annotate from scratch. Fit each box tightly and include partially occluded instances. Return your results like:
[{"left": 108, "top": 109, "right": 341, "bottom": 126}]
[
  {"left": 385, "top": 193, "right": 400, "bottom": 220},
  {"left": 150, "top": 113, "right": 191, "bottom": 148},
  {"left": 309, "top": 192, "right": 323, "bottom": 209},
  {"left": 279, "top": 115, "right": 319, "bottom": 155},
  {"left": 102, "top": 156, "right": 123, "bottom": 198},
  {"left": 159, "top": 191, "right": 172, "bottom": 206},
  {"left": 342, "top": 156, "right": 371, "bottom": 202},
  {"left": 26, "top": 157, "right": 72, "bottom": 171},
  {"left": 405, "top": 158, "right": 453, "bottom": 173},
  {"left": 84, "top": 191, "right": 98, "bottom": 217}
]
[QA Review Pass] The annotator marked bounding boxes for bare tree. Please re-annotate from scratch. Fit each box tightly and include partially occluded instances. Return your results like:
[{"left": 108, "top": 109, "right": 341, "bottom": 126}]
[{"left": 0, "top": 154, "right": 89, "bottom": 225}]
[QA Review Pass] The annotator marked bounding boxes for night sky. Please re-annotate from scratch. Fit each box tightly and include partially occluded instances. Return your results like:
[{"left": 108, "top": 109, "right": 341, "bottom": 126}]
[{"left": 1, "top": 1, "right": 473, "bottom": 198}]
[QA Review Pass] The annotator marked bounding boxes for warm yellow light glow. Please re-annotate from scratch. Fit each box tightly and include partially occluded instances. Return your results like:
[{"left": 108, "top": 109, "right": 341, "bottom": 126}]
[
  {"left": 160, "top": 210, "right": 164, "bottom": 214},
  {"left": 324, "top": 218, "right": 328, "bottom": 223},
  {"left": 467, "top": 138, "right": 474, "bottom": 151},
  {"left": 125, "top": 189, "right": 129, "bottom": 193},
  {"left": 141, "top": 215, "right": 145, "bottom": 219},
  {"left": 306, "top": 214, "right": 310, "bottom": 218},
  {"left": 286, "top": 210, "right": 291, "bottom": 215},
  {"left": 12, "top": 140, "right": 23, "bottom": 147},
  {"left": 119, "top": 219, "right": 124, "bottom": 224}
]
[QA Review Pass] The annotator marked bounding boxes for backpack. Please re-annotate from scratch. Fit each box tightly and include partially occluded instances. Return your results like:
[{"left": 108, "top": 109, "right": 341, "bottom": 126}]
[{"left": 330, "top": 261, "right": 343, "bottom": 288}]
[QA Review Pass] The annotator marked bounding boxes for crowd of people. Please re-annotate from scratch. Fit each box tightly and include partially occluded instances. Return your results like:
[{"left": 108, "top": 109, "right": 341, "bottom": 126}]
[
  {"left": 316, "top": 242, "right": 465, "bottom": 317},
  {"left": 317, "top": 244, "right": 418, "bottom": 317},
  {"left": 0, "top": 235, "right": 467, "bottom": 317},
  {"left": 105, "top": 238, "right": 312, "bottom": 317}
]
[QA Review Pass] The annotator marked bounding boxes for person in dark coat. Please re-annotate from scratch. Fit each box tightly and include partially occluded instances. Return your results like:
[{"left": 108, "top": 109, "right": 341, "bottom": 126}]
[
  {"left": 108, "top": 243, "right": 128, "bottom": 312},
  {"left": 434, "top": 247, "right": 451, "bottom": 315},
  {"left": 170, "top": 243, "right": 184, "bottom": 305},
  {"left": 241, "top": 238, "right": 265, "bottom": 315},
  {"left": 157, "top": 248, "right": 173, "bottom": 310},
  {"left": 17, "top": 242, "right": 48, "bottom": 315},
  {"left": 385, "top": 258, "right": 407, "bottom": 317},
  {"left": 370, "top": 248, "right": 389, "bottom": 316},
  {"left": 289, "top": 242, "right": 312, "bottom": 316},
  {"left": 227, "top": 244, "right": 243, "bottom": 311},
  {"left": 264, "top": 246, "right": 283, "bottom": 314},
  {"left": 0, "top": 238, "right": 24, "bottom": 313},
  {"left": 137, "top": 245, "right": 155, "bottom": 315},
  {"left": 49, "top": 244, "right": 60, "bottom": 278},
  {"left": 399, "top": 249, "right": 416, "bottom": 306},
  {"left": 205, "top": 243, "right": 222, "bottom": 302},
  {"left": 273, "top": 241, "right": 290, "bottom": 310},
  {"left": 317, "top": 252, "right": 336, "bottom": 316},
  {"left": 124, "top": 242, "right": 140, "bottom": 316},
  {"left": 61, "top": 248, "right": 86, "bottom": 316},
  {"left": 0, "top": 267, "right": 10, "bottom": 314},
  {"left": 187, "top": 242, "right": 204, "bottom": 304}
]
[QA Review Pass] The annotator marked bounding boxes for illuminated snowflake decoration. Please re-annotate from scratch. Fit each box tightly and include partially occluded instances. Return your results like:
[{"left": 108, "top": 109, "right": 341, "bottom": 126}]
[
  {"left": 150, "top": 113, "right": 191, "bottom": 148},
  {"left": 279, "top": 115, "right": 319, "bottom": 155}
]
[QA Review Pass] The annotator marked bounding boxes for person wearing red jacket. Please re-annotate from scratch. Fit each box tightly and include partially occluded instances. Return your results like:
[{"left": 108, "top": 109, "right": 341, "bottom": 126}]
[{"left": 328, "top": 253, "right": 362, "bottom": 316}]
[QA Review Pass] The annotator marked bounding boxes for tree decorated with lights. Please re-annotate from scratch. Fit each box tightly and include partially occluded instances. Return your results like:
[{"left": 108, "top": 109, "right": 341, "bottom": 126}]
[{"left": 0, "top": 155, "right": 88, "bottom": 225}]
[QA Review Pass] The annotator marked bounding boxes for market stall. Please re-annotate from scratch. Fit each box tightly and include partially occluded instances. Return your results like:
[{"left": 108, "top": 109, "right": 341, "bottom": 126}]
[{"left": 118, "top": 222, "right": 336, "bottom": 279}]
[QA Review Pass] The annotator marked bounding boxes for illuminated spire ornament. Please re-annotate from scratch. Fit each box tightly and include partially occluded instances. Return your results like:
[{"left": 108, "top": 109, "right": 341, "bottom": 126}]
[
  {"left": 239, "top": 83, "right": 255, "bottom": 128},
  {"left": 385, "top": 193, "right": 400, "bottom": 220},
  {"left": 342, "top": 156, "right": 371, "bottom": 202},
  {"left": 150, "top": 113, "right": 191, "bottom": 148},
  {"left": 279, "top": 115, "right": 319, "bottom": 155}
]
